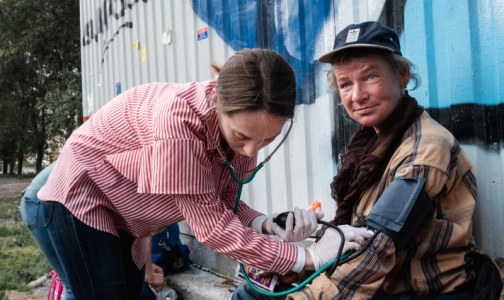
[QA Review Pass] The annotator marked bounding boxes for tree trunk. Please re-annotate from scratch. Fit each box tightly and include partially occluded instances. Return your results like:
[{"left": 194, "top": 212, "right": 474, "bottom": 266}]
[
  {"left": 2, "top": 159, "right": 7, "bottom": 174},
  {"left": 9, "top": 161, "right": 15, "bottom": 174},
  {"left": 77, "top": 102, "right": 83, "bottom": 127},
  {"left": 36, "top": 147, "right": 44, "bottom": 173},
  {"left": 17, "top": 156, "right": 23, "bottom": 174},
  {"left": 35, "top": 108, "right": 46, "bottom": 173}
]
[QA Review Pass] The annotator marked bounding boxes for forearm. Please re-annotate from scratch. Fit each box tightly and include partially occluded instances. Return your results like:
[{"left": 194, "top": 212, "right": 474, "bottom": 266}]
[
  {"left": 289, "top": 233, "right": 396, "bottom": 300},
  {"left": 145, "top": 237, "right": 152, "bottom": 277},
  {"left": 175, "top": 194, "right": 298, "bottom": 274},
  {"left": 303, "top": 249, "right": 315, "bottom": 271}
]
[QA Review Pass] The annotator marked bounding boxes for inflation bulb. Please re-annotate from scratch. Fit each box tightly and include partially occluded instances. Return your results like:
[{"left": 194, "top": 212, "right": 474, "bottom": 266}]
[{"left": 273, "top": 211, "right": 296, "bottom": 229}]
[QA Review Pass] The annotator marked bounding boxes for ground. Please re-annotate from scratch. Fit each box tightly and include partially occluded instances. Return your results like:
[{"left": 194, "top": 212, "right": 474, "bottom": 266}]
[
  {"left": 0, "top": 178, "right": 32, "bottom": 199},
  {"left": 3, "top": 291, "right": 44, "bottom": 300},
  {"left": 0, "top": 176, "right": 47, "bottom": 300},
  {"left": 0, "top": 176, "right": 237, "bottom": 300}
]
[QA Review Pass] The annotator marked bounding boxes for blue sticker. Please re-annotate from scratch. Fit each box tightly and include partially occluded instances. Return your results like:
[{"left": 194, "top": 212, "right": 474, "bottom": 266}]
[
  {"left": 197, "top": 27, "right": 208, "bottom": 41},
  {"left": 116, "top": 82, "right": 121, "bottom": 95}
]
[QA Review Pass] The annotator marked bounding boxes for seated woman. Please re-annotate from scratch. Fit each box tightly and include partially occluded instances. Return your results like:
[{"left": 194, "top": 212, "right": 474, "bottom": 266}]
[{"left": 233, "top": 21, "right": 476, "bottom": 300}]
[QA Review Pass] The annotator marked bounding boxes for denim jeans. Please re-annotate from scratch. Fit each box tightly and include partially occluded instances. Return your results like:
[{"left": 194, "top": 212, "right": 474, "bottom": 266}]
[
  {"left": 20, "top": 188, "right": 75, "bottom": 300},
  {"left": 231, "top": 282, "right": 473, "bottom": 300},
  {"left": 42, "top": 201, "right": 145, "bottom": 300},
  {"left": 371, "top": 290, "right": 472, "bottom": 300},
  {"left": 231, "top": 283, "right": 295, "bottom": 300}
]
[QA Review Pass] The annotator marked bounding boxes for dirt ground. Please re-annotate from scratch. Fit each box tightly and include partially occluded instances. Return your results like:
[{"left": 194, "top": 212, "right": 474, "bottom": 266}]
[
  {"left": 5, "top": 291, "right": 45, "bottom": 300},
  {"left": 0, "top": 178, "right": 32, "bottom": 198},
  {"left": 1, "top": 177, "right": 47, "bottom": 300}
]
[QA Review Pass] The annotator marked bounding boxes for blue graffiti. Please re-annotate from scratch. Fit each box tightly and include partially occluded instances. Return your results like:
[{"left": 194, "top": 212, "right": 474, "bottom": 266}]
[
  {"left": 402, "top": 0, "right": 504, "bottom": 108},
  {"left": 190, "top": 0, "right": 504, "bottom": 108},
  {"left": 189, "top": 0, "right": 335, "bottom": 104},
  {"left": 189, "top": 0, "right": 257, "bottom": 50}
]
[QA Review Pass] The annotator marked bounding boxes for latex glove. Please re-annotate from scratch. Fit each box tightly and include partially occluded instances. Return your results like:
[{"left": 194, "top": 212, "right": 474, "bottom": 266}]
[
  {"left": 307, "top": 225, "right": 373, "bottom": 270},
  {"left": 265, "top": 207, "right": 324, "bottom": 242}
]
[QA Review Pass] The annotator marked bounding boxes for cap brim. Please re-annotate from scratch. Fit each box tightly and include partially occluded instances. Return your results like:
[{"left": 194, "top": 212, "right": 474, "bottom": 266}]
[{"left": 318, "top": 44, "right": 395, "bottom": 63}]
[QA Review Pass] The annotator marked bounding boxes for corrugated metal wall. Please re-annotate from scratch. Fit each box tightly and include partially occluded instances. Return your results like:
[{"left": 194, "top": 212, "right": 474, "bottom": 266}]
[{"left": 81, "top": 0, "right": 504, "bottom": 258}]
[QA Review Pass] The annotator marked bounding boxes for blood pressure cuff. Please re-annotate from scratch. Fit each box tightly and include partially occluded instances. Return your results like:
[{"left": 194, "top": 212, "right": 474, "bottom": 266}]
[{"left": 365, "top": 177, "right": 432, "bottom": 250}]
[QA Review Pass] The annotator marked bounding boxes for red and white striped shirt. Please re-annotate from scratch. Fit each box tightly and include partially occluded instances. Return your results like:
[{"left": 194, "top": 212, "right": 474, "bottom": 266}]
[{"left": 38, "top": 80, "right": 298, "bottom": 273}]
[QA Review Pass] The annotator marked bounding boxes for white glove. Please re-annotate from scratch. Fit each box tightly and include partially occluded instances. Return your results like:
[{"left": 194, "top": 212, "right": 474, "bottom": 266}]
[
  {"left": 307, "top": 225, "right": 373, "bottom": 270},
  {"left": 264, "top": 207, "right": 324, "bottom": 242}
]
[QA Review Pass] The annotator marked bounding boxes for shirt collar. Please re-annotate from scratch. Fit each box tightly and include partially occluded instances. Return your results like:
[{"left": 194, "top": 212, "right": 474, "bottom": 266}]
[{"left": 204, "top": 106, "right": 226, "bottom": 154}]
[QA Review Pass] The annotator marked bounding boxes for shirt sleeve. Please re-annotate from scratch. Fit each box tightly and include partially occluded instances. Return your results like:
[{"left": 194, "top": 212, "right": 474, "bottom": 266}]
[
  {"left": 392, "top": 136, "right": 454, "bottom": 199},
  {"left": 394, "top": 164, "right": 450, "bottom": 199},
  {"left": 221, "top": 188, "right": 265, "bottom": 228},
  {"left": 287, "top": 233, "right": 396, "bottom": 300},
  {"left": 288, "top": 144, "right": 453, "bottom": 299},
  {"left": 173, "top": 193, "right": 298, "bottom": 275}
]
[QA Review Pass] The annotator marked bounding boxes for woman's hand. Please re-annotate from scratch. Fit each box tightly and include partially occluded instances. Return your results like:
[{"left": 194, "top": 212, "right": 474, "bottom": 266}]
[
  {"left": 263, "top": 207, "right": 324, "bottom": 242},
  {"left": 306, "top": 225, "right": 373, "bottom": 270},
  {"left": 146, "top": 263, "right": 165, "bottom": 292}
]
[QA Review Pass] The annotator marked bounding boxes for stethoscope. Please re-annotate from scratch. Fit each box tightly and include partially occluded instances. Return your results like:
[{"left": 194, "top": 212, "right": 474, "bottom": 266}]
[{"left": 204, "top": 106, "right": 379, "bottom": 297}]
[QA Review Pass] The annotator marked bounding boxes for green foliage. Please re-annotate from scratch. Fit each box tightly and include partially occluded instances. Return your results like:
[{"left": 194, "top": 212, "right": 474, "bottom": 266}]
[
  {"left": 0, "top": 196, "right": 51, "bottom": 293},
  {"left": 0, "top": 0, "right": 82, "bottom": 173},
  {"left": 0, "top": 196, "right": 22, "bottom": 221},
  {"left": 0, "top": 173, "right": 36, "bottom": 180},
  {"left": 39, "top": 69, "right": 83, "bottom": 148}
]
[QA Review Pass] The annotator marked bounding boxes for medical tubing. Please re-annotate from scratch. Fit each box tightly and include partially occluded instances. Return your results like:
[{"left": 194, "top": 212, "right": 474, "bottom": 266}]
[
  {"left": 316, "top": 220, "right": 346, "bottom": 277},
  {"left": 228, "top": 163, "right": 371, "bottom": 297},
  {"left": 238, "top": 248, "right": 354, "bottom": 297},
  {"left": 325, "top": 229, "right": 382, "bottom": 277},
  {"left": 226, "top": 161, "right": 263, "bottom": 213}
]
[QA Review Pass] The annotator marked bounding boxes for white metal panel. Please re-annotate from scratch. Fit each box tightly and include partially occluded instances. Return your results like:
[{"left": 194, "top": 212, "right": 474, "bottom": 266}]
[
  {"left": 81, "top": 0, "right": 504, "bottom": 260},
  {"left": 465, "top": 145, "right": 504, "bottom": 257}
]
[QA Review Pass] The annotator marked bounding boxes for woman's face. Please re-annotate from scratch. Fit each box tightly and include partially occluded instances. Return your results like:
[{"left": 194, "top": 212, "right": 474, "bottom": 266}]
[
  {"left": 216, "top": 110, "right": 287, "bottom": 158},
  {"left": 333, "top": 55, "right": 408, "bottom": 133}
]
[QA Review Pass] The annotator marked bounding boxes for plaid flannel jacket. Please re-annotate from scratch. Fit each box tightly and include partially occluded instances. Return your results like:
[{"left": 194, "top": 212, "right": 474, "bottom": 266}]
[{"left": 289, "top": 112, "right": 477, "bottom": 300}]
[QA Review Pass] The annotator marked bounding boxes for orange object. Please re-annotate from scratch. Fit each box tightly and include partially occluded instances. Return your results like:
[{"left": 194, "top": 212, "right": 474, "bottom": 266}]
[{"left": 307, "top": 200, "right": 321, "bottom": 211}]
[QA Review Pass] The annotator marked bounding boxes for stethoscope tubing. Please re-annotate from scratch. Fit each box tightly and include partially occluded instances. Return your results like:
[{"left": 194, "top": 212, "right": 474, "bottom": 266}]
[
  {"left": 229, "top": 166, "right": 381, "bottom": 297},
  {"left": 214, "top": 116, "right": 381, "bottom": 297}
]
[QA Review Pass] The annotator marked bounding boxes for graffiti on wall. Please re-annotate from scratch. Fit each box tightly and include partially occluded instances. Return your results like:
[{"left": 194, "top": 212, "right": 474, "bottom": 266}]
[
  {"left": 84, "top": 0, "right": 503, "bottom": 155},
  {"left": 402, "top": 0, "right": 504, "bottom": 151},
  {"left": 81, "top": 0, "right": 149, "bottom": 72},
  {"left": 189, "top": 0, "right": 503, "bottom": 161}
]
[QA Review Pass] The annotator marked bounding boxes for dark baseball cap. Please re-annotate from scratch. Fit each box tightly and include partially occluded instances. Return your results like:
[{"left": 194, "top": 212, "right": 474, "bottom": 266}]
[{"left": 319, "top": 21, "right": 402, "bottom": 63}]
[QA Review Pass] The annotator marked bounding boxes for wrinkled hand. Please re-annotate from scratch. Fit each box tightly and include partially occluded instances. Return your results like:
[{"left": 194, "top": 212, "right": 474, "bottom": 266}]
[
  {"left": 265, "top": 207, "right": 324, "bottom": 242},
  {"left": 146, "top": 263, "right": 165, "bottom": 292},
  {"left": 307, "top": 225, "right": 373, "bottom": 270},
  {"left": 258, "top": 271, "right": 299, "bottom": 286}
]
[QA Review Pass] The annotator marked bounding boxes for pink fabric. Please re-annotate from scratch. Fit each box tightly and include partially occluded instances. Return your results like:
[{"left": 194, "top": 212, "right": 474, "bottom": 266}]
[
  {"left": 47, "top": 270, "right": 65, "bottom": 300},
  {"left": 37, "top": 81, "right": 298, "bottom": 274}
]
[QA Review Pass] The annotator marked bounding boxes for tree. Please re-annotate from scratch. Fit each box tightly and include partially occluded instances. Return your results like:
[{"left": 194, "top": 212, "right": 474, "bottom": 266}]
[{"left": 0, "top": 0, "right": 81, "bottom": 173}]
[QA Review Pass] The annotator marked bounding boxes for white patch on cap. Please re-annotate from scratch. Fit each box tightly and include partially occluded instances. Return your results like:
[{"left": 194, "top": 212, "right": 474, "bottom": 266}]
[{"left": 346, "top": 28, "right": 360, "bottom": 43}]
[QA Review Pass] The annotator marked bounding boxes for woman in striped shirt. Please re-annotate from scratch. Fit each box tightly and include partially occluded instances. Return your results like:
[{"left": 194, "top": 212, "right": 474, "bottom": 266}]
[{"left": 36, "top": 48, "right": 370, "bottom": 300}]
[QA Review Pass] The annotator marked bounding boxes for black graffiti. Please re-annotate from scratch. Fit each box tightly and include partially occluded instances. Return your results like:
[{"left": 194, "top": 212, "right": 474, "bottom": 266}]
[
  {"left": 331, "top": 103, "right": 504, "bottom": 164},
  {"left": 428, "top": 103, "right": 504, "bottom": 149},
  {"left": 100, "top": 21, "right": 134, "bottom": 67},
  {"left": 82, "top": 0, "right": 148, "bottom": 47}
]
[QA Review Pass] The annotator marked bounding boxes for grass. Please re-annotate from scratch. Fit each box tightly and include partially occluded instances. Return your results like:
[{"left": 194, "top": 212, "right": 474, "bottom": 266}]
[
  {"left": 0, "top": 173, "right": 36, "bottom": 180},
  {"left": 0, "top": 196, "right": 51, "bottom": 295}
]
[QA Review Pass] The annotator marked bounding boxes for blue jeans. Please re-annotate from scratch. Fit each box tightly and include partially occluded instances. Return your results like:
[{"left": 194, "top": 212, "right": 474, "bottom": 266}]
[
  {"left": 20, "top": 188, "right": 74, "bottom": 300},
  {"left": 231, "top": 283, "right": 295, "bottom": 299},
  {"left": 371, "top": 290, "right": 472, "bottom": 300},
  {"left": 41, "top": 201, "right": 145, "bottom": 300},
  {"left": 231, "top": 282, "right": 473, "bottom": 300}
]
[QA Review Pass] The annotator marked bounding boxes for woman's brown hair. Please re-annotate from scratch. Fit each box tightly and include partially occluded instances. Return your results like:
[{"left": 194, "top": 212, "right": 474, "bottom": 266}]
[{"left": 211, "top": 48, "right": 296, "bottom": 118}]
